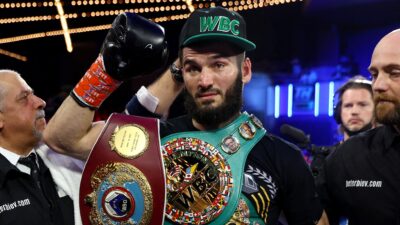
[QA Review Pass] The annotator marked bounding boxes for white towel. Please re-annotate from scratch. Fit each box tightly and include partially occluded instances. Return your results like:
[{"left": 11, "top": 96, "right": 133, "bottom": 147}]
[{"left": 37, "top": 144, "right": 84, "bottom": 225}]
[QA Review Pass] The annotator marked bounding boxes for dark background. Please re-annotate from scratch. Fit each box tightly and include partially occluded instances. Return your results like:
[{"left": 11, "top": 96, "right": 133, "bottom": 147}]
[{"left": 1, "top": 0, "right": 399, "bottom": 145}]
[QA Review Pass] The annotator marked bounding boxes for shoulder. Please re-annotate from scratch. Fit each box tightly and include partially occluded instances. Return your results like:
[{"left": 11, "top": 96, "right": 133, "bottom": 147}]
[
  {"left": 327, "top": 126, "right": 384, "bottom": 163},
  {"left": 255, "top": 133, "right": 304, "bottom": 159},
  {"left": 160, "top": 115, "right": 194, "bottom": 137},
  {"left": 248, "top": 134, "right": 323, "bottom": 223},
  {"left": 324, "top": 126, "right": 387, "bottom": 181},
  {"left": 249, "top": 133, "right": 309, "bottom": 176},
  {"left": 36, "top": 144, "right": 85, "bottom": 171}
]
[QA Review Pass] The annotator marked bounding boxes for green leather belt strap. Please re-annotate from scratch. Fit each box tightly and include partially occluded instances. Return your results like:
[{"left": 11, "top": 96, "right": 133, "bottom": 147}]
[{"left": 162, "top": 112, "right": 266, "bottom": 224}]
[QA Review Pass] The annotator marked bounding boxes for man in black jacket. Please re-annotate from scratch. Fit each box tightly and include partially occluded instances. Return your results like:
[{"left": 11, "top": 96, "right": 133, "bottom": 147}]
[
  {"left": 324, "top": 29, "right": 400, "bottom": 225},
  {"left": 0, "top": 69, "right": 81, "bottom": 225}
]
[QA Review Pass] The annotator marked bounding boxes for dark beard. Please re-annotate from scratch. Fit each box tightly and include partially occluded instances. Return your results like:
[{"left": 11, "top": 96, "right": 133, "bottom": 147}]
[
  {"left": 184, "top": 73, "right": 243, "bottom": 129},
  {"left": 343, "top": 123, "right": 373, "bottom": 137}
]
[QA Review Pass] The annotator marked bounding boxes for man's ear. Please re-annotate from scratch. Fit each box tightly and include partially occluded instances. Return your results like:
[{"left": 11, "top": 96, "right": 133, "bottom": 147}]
[
  {"left": 242, "top": 57, "right": 252, "bottom": 84},
  {"left": 0, "top": 112, "right": 4, "bottom": 130}
]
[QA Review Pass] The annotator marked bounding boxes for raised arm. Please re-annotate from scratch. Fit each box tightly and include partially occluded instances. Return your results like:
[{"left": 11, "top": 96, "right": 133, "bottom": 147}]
[
  {"left": 126, "top": 58, "right": 184, "bottom": 117},
  {"left": 151, "top": 59, "right": 184, "bottom": 115},
  {"left": 44, "top": 97, "right": 102, "bottom": 160},
  {"left": 44, "top": 12, "right": 168, "bottom": 160}
]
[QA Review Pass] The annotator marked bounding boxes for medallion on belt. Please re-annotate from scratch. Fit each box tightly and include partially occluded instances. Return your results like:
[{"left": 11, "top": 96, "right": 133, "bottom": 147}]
[
  {"left": 221, "top": 135, "right": 240, "bottom": 154},
  {"left": 239, "top": 121, "right": 256, "bottom": 140},
  {"left": 109, "top": 124, "right": 149, "bottom": 159},
  {"left": 84, "top": 162, "right": 152, "bottom": 225},
  {"left": 250, "top": 114, "right": 263, "bottom": 129},
  {"left": 163, "top": 137, "right": 233, "bottom": 224}
]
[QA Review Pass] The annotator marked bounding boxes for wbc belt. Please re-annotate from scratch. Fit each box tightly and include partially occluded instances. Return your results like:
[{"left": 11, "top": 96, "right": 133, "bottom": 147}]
[
  {"left": 162, "top": 112, "right": 266, "bottom": 224},
  {"left": 79, "top": 113, "right": 166, "bottom": 225}
]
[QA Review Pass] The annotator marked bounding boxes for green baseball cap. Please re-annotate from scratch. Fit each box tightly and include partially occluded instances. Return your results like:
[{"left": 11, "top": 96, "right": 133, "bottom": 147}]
[{"left": 179, "top": 6, "right": 256, "bottom": 51}]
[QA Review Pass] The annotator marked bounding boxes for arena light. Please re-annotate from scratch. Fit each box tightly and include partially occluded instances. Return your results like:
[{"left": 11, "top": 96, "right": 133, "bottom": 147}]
[
  {"left": 1, "top": 4, "right": 187, "bottom": 25},
  {"left": 274, "top": 85, "right": 280, "bottom": 118},
  {"left": 0, "top": 13, "right": 191, "bottom": 44},
  {"left": 314, "top": 82, "right": 320, "bottom": 117},
  {"left": 55, "top": 0, "right": 73, "bottom": 52},
  {"left": 185, "top": 0, "right": 195, "bottom": 12},
  {"left": 0, "top": 0, "right": 300, "bottom": 9},
  {"left": 328, "top": 82, "right": 335, "bottom": 117},
  {"left": 0, "top": 48, "right": 28, "bottom": 62},
  {"left": 0, "top": 33, "right": 46, "bottom": 44},
  {"left": 0, "top": 1, "right": 52, "bottom": 9},
  {"left": 70, "top": 0, "right": 180, "bottom": 5},
  {"left": 222, "top": 0, "right": 301, "bottom": 11},
  {"left": 288, "top": 84, "right": 293, "bottom": 117},
  {"left": 1, "top": 1, "right": 301, "bottom": 43},
  {"left": 0, "top": 15, "right": 54, "bottom": 24}
]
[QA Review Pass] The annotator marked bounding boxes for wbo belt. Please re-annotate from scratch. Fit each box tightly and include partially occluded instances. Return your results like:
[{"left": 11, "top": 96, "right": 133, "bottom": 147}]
[
  {"left": 79, "top": 113, "right": 166, "bottom": 225},
  {"left": 162, "top": 112, "right": 266, "bottom": 224}
]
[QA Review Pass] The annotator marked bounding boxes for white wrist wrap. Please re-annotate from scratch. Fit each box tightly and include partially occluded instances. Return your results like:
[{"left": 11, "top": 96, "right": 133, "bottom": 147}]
[{"left": 136, "top": 86, "right": 159, "bottom": 113}]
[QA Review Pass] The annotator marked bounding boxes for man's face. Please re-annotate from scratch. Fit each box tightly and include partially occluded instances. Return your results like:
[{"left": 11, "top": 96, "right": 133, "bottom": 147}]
[
  {"left": 0, "top": 73, "right": 46, "bottom": 147},
  {"left": 224, "top": 137, "right": 238, "bottom": 152},
  {"left": 181, "top": 42, "right": 251, "bottom": 127},
  {"left": 340, "top": 88, "right": 374, "bottom": 133},
  {"left": 369, "top": 31, "right": 400, "bottom": 125},
  {"left": 242, "top": 124, "right": 253, "bottom": 135}
]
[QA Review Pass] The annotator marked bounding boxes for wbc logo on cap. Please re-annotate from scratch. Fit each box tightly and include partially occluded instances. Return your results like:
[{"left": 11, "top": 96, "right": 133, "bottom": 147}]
[{"left": 199, "top": 16, "right": 240, "bottom": 35}]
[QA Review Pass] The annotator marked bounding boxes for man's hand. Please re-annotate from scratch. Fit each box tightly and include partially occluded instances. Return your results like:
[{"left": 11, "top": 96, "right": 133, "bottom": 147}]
[{"left": 72, "top": 12, "right": 168, "bottom": 109}]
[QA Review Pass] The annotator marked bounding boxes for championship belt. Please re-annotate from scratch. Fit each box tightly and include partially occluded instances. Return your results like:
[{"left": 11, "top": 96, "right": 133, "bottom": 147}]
[
  {"left": 80, "top": 113, "right": 166, "bottom": 225},
  {"left": 162, "top": 112, "right": 266, "bottom": 224}
]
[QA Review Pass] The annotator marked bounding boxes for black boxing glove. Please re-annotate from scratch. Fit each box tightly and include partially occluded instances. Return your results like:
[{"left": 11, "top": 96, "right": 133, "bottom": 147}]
[
  {"left": 102, "top": 12, "right": 168, "bottom": 80},
  {"left": 71, "top": 12, "right": 168, "bottom": 109}
]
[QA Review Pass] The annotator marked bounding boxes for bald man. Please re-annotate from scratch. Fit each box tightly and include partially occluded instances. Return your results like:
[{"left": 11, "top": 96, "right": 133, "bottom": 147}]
[{"left": 323, "top": 29, "right": 400, "bottom": 225}]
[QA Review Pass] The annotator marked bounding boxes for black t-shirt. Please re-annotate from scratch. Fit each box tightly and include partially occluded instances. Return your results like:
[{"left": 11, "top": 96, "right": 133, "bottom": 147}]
[
  {"left": 161, "top": 115, "right": 323, "bottom": 225},
  {"left": 0, "top": 154, "right": 74, "bottom": 225},
  {"left": 324, "top": 125, "right": 400, "bottom": 225}
]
